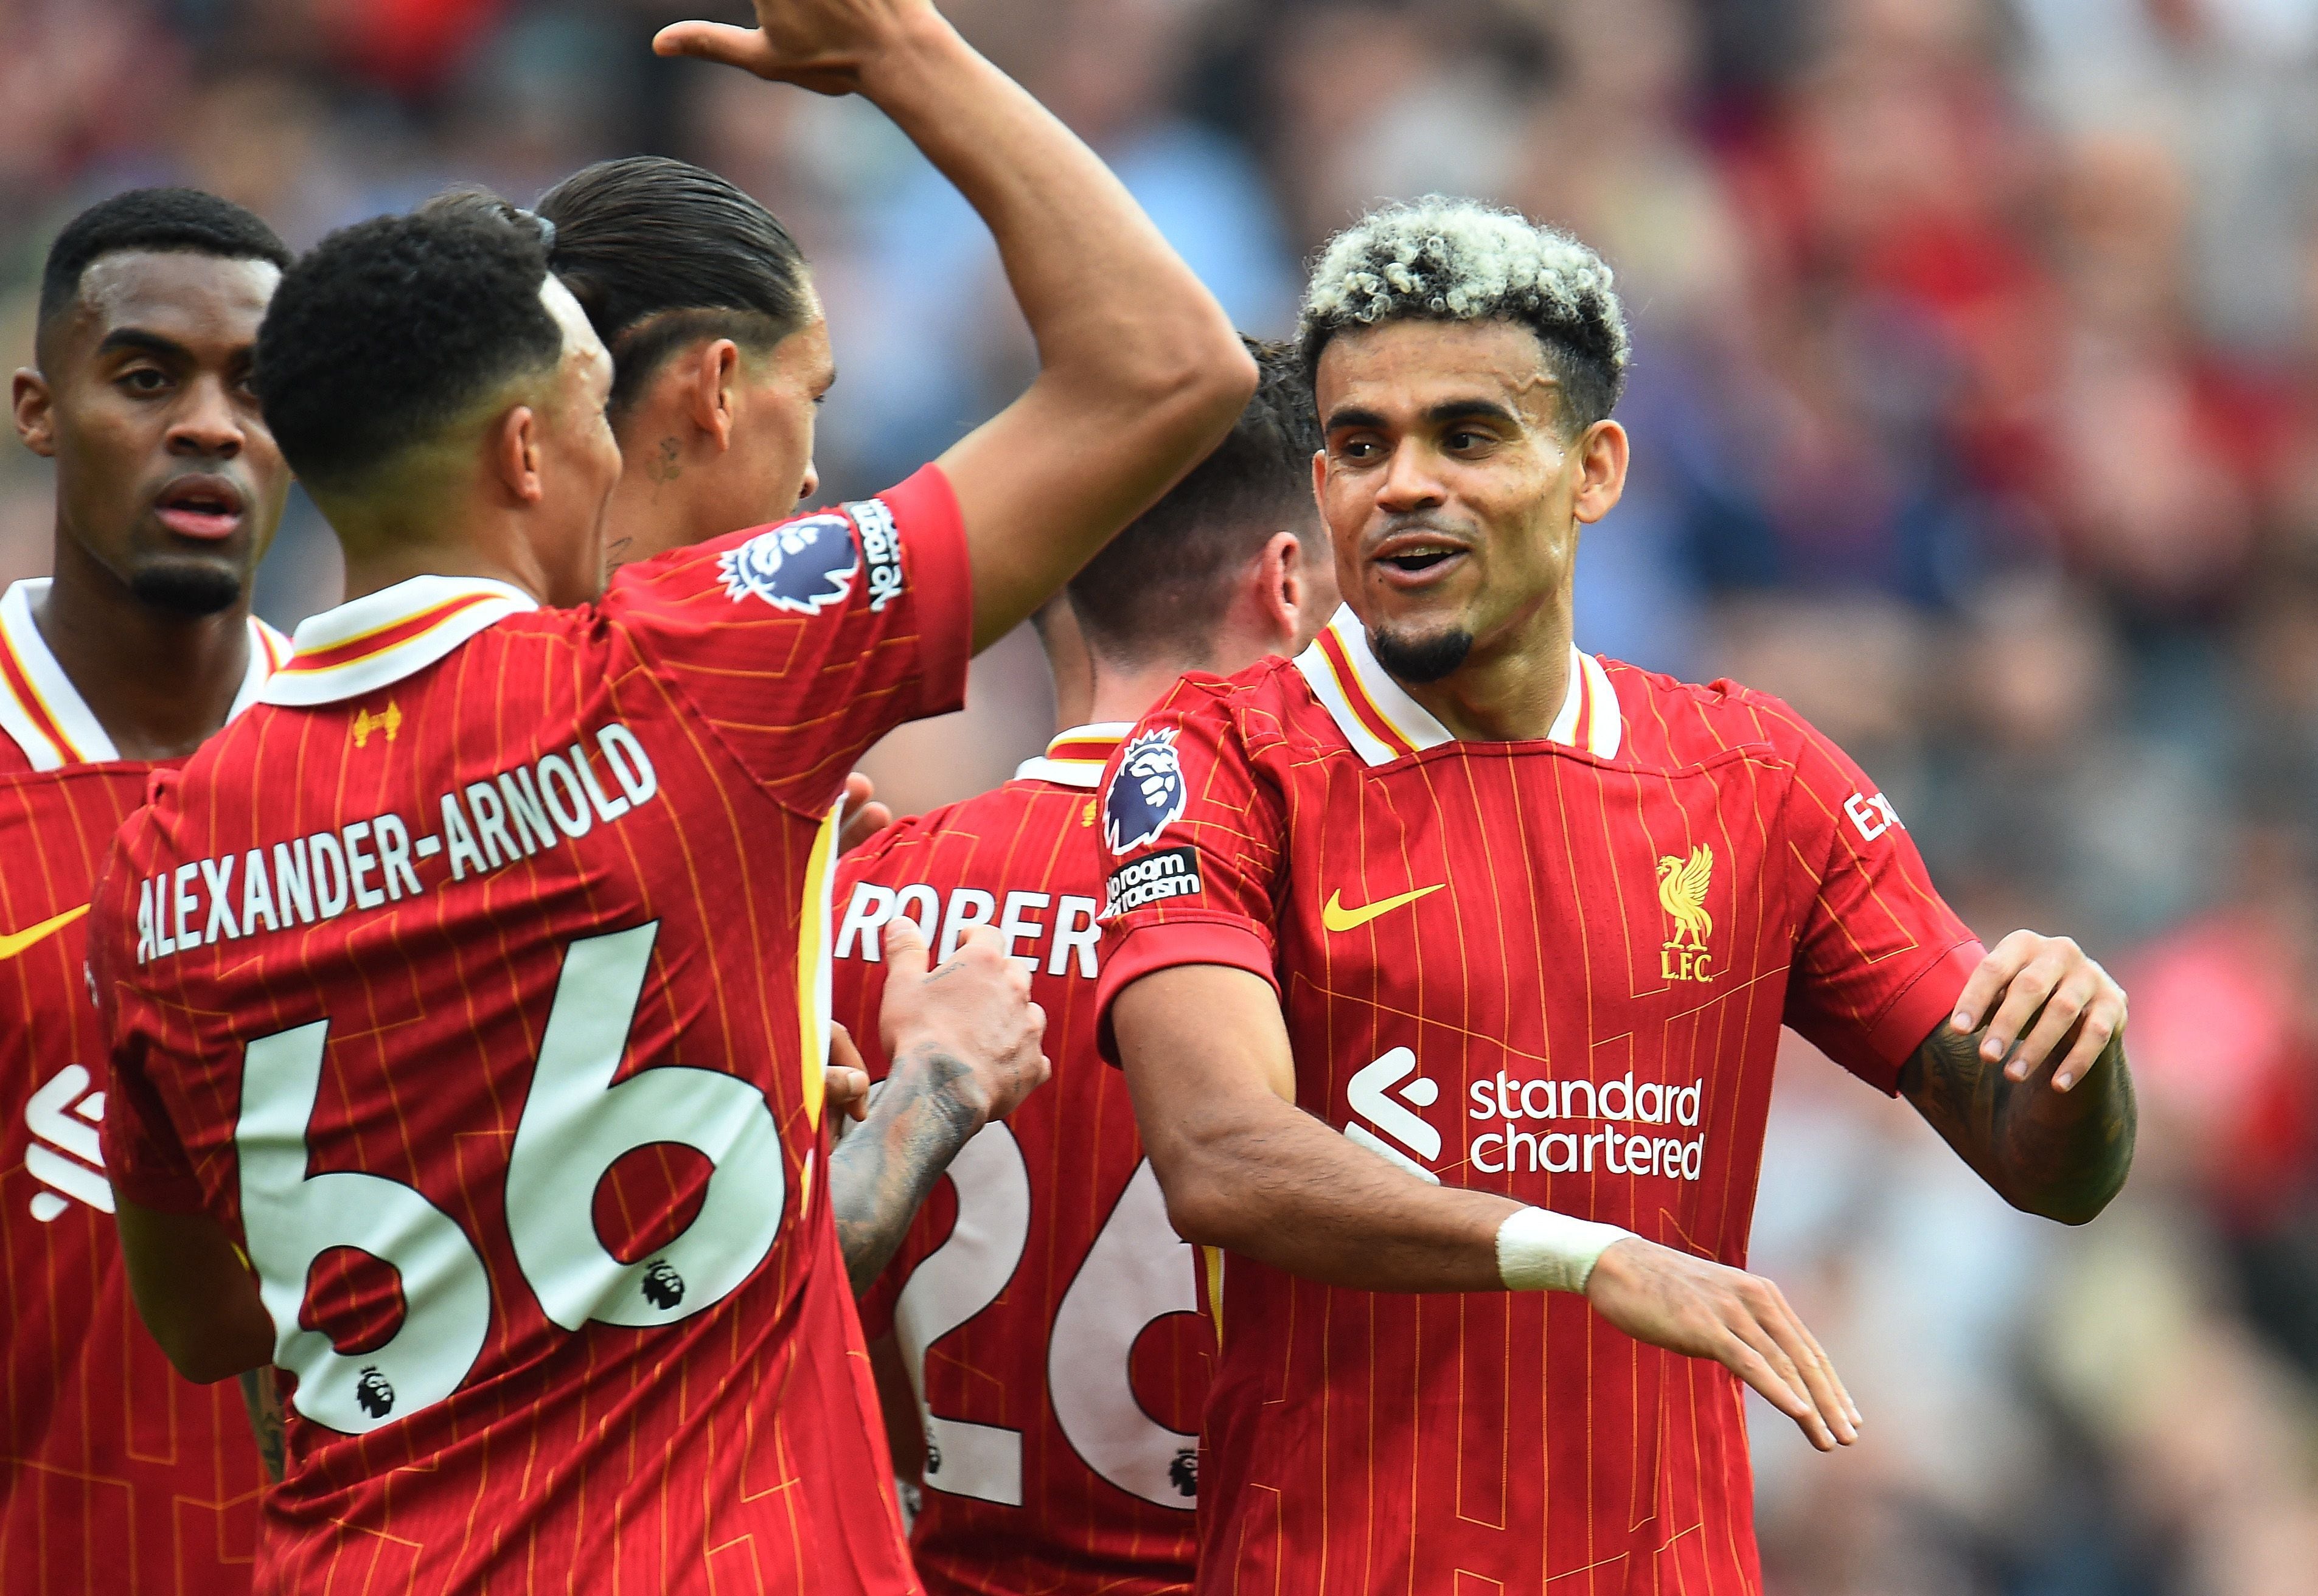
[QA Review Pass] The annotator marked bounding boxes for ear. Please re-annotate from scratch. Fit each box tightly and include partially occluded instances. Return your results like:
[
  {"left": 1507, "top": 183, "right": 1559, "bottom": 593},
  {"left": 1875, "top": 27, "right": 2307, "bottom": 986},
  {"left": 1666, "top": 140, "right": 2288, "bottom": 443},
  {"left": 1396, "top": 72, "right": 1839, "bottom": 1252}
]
[
  {"left": 489, "top": 405, "right": 545, "bottom": 505},
  {"left": 684, "top": 339, "right": 743, "bottom": 453},
  {"left": 1251, "top": 530, "right": 1303, "bottom": 653},
  {"left": 13, "top": 369, "right": 55, "bottom": 459},
  {"left": 1571, "top": 420, "right": 1629, "bottom": 526}
]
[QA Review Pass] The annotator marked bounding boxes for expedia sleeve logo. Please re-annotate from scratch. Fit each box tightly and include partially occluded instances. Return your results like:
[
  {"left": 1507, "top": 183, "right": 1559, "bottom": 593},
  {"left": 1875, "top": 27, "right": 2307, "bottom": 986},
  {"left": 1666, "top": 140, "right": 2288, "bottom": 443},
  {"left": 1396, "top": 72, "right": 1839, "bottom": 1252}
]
[
  {"left": 1103, "top": 845, "right": 1203, "bottom": 918},
  {"left": 717, "top": 513, "right": 860, "bottom": 615},
  {"left": 1102, "top": 728, "right": 1187, "bottom": 854}
]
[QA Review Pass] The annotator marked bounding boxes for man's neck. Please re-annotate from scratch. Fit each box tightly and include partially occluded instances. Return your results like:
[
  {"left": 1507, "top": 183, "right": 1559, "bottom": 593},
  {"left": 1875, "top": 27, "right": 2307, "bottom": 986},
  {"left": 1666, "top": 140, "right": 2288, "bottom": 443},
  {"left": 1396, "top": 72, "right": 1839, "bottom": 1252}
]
[
  {"left": 36, "top": 539, "right": 250, "bottom": 762},
  {"left": 1391, "top": 595, "right": 1574, "bottom": 743},
  {"left": 330, "top": 495, "right": 565, "bottom": 609},
  {"left": 1081, "top": 659, "right": 1189, "bottom": 731}
]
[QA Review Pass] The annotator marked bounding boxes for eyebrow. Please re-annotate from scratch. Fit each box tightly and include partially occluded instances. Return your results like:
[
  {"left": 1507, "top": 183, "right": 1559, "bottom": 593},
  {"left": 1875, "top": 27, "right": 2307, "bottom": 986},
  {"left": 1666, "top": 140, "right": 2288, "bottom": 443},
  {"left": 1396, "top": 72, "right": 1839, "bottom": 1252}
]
[
  {"left": 94, "top": 328, "right": 193, "bottom": 363},
  {"left": 1324, "top": 398, "right": 1523, "bottom": 432}
]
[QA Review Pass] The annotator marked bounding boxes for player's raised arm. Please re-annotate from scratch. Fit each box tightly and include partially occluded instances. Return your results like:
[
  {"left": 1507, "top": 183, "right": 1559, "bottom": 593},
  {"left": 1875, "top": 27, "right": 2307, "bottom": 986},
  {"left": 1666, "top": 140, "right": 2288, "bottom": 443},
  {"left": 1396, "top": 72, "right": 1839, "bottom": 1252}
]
[
  {"left": 1113, "top": 966, "right": 1861, "bottom": 1453},
  {"left": 656, "top": 0, "right": 1256, "bottom": 651}
]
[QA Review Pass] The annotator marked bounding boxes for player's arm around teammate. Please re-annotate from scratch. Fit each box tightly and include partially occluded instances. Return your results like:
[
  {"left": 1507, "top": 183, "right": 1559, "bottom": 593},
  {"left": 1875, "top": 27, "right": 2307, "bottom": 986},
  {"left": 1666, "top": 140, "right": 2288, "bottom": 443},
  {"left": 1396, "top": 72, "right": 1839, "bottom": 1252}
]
[
  {"left": 1110, "top": 969, "right": 1864, "bottom": 1452},
  {"left": 654, "top": 0, "right": 1256, "bottom": 644}
]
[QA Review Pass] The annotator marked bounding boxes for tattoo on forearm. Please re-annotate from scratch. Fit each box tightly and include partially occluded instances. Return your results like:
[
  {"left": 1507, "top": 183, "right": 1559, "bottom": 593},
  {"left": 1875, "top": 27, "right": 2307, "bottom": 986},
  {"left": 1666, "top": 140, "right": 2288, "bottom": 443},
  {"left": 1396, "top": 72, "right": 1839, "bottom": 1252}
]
[
  {"left": 238, "top": 1366, "right": 285, "bottom": 1483},
  {"left": 830, "top": 1048, "right": 984, "bottom": 1296},
  {"left": 1899, "top": 1019, "right": 2136, "bottom": 1224}
]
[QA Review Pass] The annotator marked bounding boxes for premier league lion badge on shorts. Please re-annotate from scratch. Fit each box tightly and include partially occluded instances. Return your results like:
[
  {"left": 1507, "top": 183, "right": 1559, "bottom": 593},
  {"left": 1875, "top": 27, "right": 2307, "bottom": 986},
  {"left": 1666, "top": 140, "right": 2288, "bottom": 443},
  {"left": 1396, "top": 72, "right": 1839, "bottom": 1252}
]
[
  {"left": 717, "top": 513, "right": 861, "bottom": 616},
  {"left": 1103, "top": 727, "right": 1187, "bottom": 854}
]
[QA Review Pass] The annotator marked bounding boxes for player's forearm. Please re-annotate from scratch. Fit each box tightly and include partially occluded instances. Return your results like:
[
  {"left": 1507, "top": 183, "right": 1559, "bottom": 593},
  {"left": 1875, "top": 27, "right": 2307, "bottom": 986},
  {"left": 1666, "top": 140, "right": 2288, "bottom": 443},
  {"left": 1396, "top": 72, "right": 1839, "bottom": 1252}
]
[
  {"left": 828, "top": 1044, "right": 986, "bottom": 1295},
  {"left": 1141, "top": 1086, "right": 1520, "bottom": 1292},
  {"left": 858, "top": 14, "right": 1252, "bottom": 642},
  {"left": 238, "top": 1367, "right": 286, "bottom": 1483},
  {"left": 115, "top": 1198, "right": 274, "bottom": 1383},
  {"left": 1901, "top": 1022, "right": 2136, "bottom": 1224}
]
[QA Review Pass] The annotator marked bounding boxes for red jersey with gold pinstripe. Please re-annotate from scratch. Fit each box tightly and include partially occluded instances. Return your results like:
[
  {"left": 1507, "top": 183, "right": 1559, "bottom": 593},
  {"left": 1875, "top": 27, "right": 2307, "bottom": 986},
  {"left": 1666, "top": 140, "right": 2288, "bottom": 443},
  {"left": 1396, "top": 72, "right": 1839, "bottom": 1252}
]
[
  {"left": 89, "top": 469, "right": 969, "bottom": 1594},
  {"left": 835, "top": 724, "right": 1207, "bottom": 1596},
  {"left": 1, "top": 577, "right": 285, "bottom": 1594},
  {"left": 1093, "top": 605, "right": 1983, "bottom": 1596}
]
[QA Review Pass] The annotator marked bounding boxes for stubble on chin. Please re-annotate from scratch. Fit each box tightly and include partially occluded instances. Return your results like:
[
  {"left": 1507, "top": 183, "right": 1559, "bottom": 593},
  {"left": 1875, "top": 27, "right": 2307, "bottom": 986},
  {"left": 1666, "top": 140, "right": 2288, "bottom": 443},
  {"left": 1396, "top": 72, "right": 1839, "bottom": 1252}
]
[{"left": 1369, "top": 622, "right": 1473, "bottom": 685}]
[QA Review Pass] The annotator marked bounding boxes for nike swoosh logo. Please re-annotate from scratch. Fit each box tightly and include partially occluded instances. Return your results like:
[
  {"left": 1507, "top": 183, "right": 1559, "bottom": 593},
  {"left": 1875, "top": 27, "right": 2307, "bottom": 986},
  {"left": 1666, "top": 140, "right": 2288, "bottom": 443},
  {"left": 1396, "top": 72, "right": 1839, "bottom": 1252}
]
[
  {"left": 0, "top": 903, "right": 88, "bottom": 960},
  {"left": 1321, "top": 884, "right": 1444, "bottom": 933}
]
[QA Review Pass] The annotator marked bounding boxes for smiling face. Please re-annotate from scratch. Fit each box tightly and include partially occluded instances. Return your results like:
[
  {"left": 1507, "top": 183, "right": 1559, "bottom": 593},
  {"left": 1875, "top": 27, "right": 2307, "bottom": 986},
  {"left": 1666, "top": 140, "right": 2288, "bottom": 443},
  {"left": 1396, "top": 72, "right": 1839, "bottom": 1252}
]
[
  {"left": 1314, "top": 317, "right": 1627, "bottom": 684},
  {"left": 15, "top": 249, "right": 288, "bottom": 616}
]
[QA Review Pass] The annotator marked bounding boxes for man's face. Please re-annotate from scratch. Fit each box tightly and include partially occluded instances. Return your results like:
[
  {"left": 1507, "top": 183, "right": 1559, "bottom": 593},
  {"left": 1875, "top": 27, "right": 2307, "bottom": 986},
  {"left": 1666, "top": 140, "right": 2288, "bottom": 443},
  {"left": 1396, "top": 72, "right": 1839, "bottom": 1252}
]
[
  {"left": 1314, "top": 317, "right": 1624, "bottom": 682},
  {"left": 532, "top": 277, "right": 625, "bottom": 602},
  {"left": 13, "top": 251, "right": 288, "bottom": 616}
]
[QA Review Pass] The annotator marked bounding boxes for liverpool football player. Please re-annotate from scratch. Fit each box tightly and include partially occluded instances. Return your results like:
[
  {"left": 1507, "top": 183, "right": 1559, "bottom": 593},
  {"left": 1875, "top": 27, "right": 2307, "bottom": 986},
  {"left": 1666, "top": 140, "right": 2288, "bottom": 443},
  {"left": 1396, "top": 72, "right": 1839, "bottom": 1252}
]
[
  {"left": 85, "top": 0, "right": 1251, "bottom": 1590},
  {"left": 3, "top": 188, "right": 292, "bottom": 1590},
  {"left": 1099, "top": 199, "right": 2137, "bottom": 1594},
  {"left": 828, "top": 341, "right": 1334, "bottom": 1596},
  {"left": 531, "top": 155, "right": 1051, "bottom": 1258}
]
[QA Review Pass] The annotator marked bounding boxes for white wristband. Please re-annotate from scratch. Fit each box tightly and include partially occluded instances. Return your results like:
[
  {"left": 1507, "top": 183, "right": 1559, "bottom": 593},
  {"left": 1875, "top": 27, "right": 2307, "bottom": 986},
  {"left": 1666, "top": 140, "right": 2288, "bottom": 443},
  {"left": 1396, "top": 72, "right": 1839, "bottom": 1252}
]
[{"left": 1494, "top": 1206, "right": 1633, "bottom": 1294}]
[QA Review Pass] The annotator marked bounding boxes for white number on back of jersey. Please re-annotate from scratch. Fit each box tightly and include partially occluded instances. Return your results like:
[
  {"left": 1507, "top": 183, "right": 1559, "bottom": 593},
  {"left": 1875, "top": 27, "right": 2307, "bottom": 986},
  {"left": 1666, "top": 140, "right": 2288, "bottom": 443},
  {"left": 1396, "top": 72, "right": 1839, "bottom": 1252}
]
[
  {"left": 1049, "top": 1159, "right": 1198, "bottom": 1507},
  {"left": 894, "top": 1121, "right": 1030, "bottom": 1506},
  {"left": 895, "top": 1144, "right": 1199, "bottom": 1512},
  {"left": 239, "top": 1021, "right": 490, "bottom": 1435},
  {"left": 234, "top": 920, "right": 786, "bottom": 1434}
]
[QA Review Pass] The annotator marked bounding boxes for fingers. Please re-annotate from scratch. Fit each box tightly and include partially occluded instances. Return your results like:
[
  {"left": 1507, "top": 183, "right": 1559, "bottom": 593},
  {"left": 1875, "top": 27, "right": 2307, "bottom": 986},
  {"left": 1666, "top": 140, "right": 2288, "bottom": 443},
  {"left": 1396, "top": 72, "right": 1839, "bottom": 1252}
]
[
  {"left": 2005, "top": 966, "right": 2097, "bottom": 1081},
  {"left": 824, "top": 1064, "right": 871, "bottom": 1121},
  {"left": 839, "top": 800, "right": 893, "bottom": 855},
  {"left": 2050, "top": 990, "right": 2125, "bottom": 1094},
  {"left": 1756, "top": 1289, "right": 1858, "bottom": 1442},
  {"left": 882, "top": 915, "right": 929, "bottom": 985},
  {"left": 652, "top": 21, "right": 773, "bottom": 68},
  {"left": 1719, "top": 1336, "right": 1833, "bottom": 1452},
  {"left": 1948, "top": 929, "right": 2039, "bottom": 1035}
]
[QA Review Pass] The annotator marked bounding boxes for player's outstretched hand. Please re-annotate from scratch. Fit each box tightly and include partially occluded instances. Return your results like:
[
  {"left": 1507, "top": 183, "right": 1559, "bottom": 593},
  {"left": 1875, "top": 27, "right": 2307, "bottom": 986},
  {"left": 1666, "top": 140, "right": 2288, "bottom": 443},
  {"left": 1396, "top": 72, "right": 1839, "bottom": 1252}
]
[
  {"left": 1584, "top": 1238, "right": 1860, "bottom": 1453},
  {"left": 1948, "top": 930, "right": 2128, "bottom": 1095},
  {"left": 653, "top": 0, "right": 940, "bottom": 95},
  {"left": 877, "top": 918, "right": 1049, "bottom": 1126}
]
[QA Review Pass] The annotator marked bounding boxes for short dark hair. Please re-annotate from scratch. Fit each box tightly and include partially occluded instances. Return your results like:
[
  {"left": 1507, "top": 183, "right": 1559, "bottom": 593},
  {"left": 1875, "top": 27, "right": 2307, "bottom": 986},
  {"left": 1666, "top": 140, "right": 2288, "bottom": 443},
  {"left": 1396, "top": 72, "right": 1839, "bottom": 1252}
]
[
  {"left": 535, "top": 157, "right": 813, "bottom": 414},
  {"left": 254, "top": 198, "right": 562, "bottom": 491},
  {"left": 1298, "top": 197, "right": 1630, "bottom": 434},
  {"left": 37, "top": 187, "right": 290, "bottom": 357},
  {"left": 1067, "top": 339, "right": 1321, "bottom": 665}
]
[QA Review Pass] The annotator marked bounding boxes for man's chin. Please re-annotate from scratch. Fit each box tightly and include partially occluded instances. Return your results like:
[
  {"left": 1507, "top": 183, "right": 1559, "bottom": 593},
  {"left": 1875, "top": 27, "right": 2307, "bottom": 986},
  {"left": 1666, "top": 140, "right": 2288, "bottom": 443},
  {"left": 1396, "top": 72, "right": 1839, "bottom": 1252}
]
[
  {"left": 1369, "top": 622, "right": 1473, "bottom": 685},
  {"left": 128, "top": 557, "right": 246, "bottom": 619}
]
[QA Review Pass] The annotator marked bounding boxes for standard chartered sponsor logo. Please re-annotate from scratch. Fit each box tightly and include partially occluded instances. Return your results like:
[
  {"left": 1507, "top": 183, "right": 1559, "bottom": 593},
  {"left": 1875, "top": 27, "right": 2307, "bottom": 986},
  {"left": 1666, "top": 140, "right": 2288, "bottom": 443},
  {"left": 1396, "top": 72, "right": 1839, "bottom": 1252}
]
[{"left": 1467, "top": 1071, "right": 1706, "bottom": 1179}]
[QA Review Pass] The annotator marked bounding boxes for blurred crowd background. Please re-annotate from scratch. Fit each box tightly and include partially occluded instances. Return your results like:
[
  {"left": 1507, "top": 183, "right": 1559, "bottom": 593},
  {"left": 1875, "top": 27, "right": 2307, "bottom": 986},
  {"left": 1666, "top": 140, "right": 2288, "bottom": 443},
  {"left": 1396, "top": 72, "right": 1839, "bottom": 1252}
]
[{"left": 6, "top": 0, "right": 2317, "bottom": 1589}]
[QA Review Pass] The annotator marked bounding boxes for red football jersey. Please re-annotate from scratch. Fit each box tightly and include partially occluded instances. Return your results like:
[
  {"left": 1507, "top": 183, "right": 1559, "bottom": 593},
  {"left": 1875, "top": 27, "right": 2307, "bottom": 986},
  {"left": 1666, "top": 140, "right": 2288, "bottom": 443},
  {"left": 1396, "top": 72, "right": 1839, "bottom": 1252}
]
[
  {"left": 1094, "top": 606, "right": 1984, "bottom": 1595},
  {"left": 0, "top": 578, "right": 285, "bottom": 1595},
  {"left": 91, "top": 471, "right": 970, "bottom": 1593},
  {"left": 835, "top": 724, "right": 1208, "bottom": 1596}
]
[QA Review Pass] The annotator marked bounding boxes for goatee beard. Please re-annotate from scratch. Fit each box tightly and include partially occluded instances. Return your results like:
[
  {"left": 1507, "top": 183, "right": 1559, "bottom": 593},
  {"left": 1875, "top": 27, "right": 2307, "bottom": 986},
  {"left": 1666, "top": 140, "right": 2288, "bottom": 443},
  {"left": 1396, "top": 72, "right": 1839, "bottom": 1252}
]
[
  {"left": 130, "top": 562, "right": 243, "bottom": 618},
  {"left": 1370, "top": 625, "right": 1472, "bottom": 685}
]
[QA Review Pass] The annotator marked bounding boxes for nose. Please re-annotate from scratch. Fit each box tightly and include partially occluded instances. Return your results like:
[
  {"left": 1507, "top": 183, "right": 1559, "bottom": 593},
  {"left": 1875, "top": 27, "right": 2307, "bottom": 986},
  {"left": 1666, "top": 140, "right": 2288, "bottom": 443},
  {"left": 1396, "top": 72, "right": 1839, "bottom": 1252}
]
[
  {"left": 1374, "top": 439, "right": 1444, "bottom": 513},
  {"left": 168, "top": 373, "right": 244, "bottom": 462},
  {"left": 796, "top": 458, "right": 820, "bottom": 507}
]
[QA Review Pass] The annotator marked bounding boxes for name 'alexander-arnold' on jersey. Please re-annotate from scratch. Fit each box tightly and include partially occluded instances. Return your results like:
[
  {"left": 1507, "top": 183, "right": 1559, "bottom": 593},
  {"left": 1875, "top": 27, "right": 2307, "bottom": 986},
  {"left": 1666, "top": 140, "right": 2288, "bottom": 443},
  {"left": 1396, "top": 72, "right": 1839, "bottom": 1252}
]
[{"left": 123, "top": 720, "right": 660, "bottom": 963}]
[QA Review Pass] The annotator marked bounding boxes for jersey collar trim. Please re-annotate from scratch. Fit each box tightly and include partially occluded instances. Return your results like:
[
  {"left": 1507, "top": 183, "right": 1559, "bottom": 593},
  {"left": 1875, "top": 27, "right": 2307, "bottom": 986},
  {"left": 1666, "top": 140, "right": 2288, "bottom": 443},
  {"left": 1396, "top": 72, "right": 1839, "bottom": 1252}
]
[
  {"left": 0, "top": 578, "right": 291, "bottom": 770},
  {"left": 1291, "top": 603, "right": 1622, "bottom": 765},
  {"left": 1014, "top": 721, "right": 1134, "bottom": 788},
  {"left": 262, "top": 576, "right": 537, "bottom": 707}
]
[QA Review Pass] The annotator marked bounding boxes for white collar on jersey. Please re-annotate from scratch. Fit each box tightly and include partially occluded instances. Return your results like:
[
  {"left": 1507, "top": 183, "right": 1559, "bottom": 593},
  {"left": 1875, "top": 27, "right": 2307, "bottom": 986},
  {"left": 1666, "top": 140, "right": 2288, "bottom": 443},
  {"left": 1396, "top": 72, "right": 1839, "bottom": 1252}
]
[
  {"left": 260, "top": 574, "right": 538, "bottom": 707},
  {"left": 1014, "top": 721, "right": 1135, "bottom": 789},
  {"left": 0, "top": 578, "right": 290, "bottom": 771},
  {"left": 1290, "top": 603, "right": 1622, "bottom": 767}
]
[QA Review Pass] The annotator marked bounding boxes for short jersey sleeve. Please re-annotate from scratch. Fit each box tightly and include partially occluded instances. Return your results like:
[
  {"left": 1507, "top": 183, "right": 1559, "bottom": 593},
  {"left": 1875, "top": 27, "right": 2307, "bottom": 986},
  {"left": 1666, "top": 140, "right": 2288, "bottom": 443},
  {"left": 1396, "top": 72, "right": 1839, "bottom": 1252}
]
[
  {"left": 1093, "top": 678, "right": 1286, "bottom": 1061},
  {"left": 604, "top": 465, "right": 972, "bottom": 814},
  {"left": 89, "top": 839, "right": 207, "bottom": 1215},
  {"left": 1773, "top": 699, "right": 1985, "bottom": 1092}
]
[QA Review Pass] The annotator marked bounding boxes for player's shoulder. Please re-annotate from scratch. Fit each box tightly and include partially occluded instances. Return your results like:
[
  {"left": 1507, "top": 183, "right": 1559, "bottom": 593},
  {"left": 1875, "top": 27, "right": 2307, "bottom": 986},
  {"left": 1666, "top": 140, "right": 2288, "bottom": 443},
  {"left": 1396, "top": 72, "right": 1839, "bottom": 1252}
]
[
  {"left": 1596, "top": 656, "right": 1828, "bottom": 770},
  {"left": 843, "top": 776, "right": 1091, "bottom": 883},
  {"left": 1141, "top": 651, "right": 1331, "bottom": 754}
]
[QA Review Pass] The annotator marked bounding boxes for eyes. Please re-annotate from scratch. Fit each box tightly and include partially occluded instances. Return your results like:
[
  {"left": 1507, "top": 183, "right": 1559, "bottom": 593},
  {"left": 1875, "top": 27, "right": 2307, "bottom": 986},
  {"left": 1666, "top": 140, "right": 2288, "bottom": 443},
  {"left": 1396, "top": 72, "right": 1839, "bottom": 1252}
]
[
  {"left": 113, "top": 364, "right": 262, "bottom": 403},
  {"left": 1332, "top": 428, "right": 1494, "bottom": 463}
]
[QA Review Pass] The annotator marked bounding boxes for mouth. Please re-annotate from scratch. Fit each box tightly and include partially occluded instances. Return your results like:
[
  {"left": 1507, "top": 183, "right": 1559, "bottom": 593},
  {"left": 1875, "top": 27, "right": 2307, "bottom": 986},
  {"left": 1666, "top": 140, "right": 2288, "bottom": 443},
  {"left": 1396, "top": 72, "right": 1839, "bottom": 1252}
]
[
  {"left": 1369, "top": 532, "right": 1472, "bottom": 588},
  {"left": 151, "top": 474, "right": 248, "bottom": 542}
]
